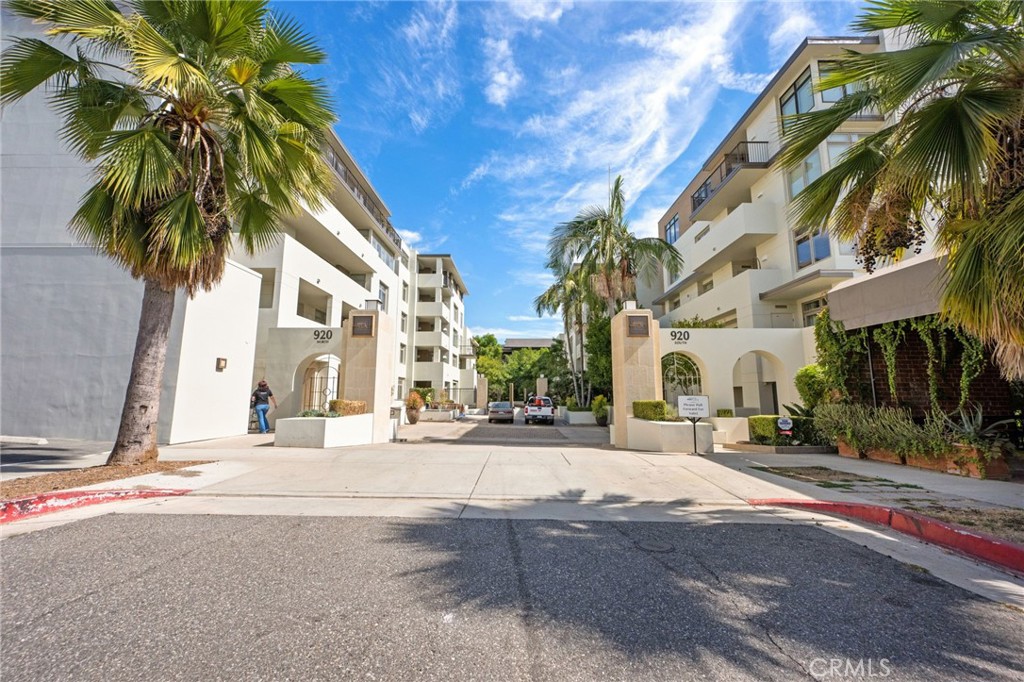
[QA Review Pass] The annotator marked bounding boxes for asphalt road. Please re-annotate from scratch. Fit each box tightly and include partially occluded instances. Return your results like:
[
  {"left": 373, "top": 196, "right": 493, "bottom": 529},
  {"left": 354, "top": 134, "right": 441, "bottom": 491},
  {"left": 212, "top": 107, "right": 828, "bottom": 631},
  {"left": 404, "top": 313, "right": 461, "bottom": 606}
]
[{"left": 3, "top": 515, "right": 1021, "bottom": 681}]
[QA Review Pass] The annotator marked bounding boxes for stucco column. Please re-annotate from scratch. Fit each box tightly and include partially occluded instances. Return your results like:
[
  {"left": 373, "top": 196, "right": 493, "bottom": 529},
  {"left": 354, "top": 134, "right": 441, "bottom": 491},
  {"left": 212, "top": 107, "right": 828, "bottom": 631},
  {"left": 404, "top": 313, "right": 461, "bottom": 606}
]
[
  {"left": 476, "top": 373, "right": 488, "bottom": 407},
  {"left": 341, "top": 310, "right": 396, "bottom": 443},
  {"left": 610, "top": 306, "right": 662, "bottom": 448}
]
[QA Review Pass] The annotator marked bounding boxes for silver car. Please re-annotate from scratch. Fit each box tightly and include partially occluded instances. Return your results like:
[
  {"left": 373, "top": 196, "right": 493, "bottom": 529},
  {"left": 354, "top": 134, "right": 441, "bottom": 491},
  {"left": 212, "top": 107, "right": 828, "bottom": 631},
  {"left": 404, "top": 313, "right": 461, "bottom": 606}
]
[{"left": 487, "top": 401, "right": 515, "bottom": 423}]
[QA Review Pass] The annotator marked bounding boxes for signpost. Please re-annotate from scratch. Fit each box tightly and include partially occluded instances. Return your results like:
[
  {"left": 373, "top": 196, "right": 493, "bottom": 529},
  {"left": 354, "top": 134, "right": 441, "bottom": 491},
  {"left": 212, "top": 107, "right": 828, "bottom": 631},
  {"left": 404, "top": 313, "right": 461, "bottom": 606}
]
[
  {"left": 677, "top": 395, "right": 710, "bottom": 455},
  {"left": 777, "top": 416, "right": 793, "bottom": 437}
]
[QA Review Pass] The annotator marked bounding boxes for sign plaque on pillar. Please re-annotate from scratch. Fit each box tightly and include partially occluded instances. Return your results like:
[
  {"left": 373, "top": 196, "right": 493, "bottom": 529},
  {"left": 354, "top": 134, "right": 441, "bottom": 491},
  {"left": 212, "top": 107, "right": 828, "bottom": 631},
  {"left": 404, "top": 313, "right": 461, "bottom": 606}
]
[
  {"left": 627, "top": 315, "right": 650, "bottom": 337},
  {"left": 352, "top": 315, "right": 375, "bottom": 337}
]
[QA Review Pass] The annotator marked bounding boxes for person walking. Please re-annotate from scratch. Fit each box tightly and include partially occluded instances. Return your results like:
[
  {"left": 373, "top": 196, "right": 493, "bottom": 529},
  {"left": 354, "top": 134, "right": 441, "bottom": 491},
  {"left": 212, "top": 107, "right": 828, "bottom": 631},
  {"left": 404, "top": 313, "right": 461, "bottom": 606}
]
[{"left": 250, "top": 380, "right": 277, "bottom": 434}]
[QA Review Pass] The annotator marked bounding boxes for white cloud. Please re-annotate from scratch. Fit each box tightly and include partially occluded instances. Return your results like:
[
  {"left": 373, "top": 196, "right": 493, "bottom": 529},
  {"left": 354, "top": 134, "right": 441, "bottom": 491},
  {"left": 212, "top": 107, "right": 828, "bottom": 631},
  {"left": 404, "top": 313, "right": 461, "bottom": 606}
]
[
  {"left": 482, "top": 37, "right": 523, "bottom": 107},
  {"left": 769, "top": 2, "right": 821, "bottom": 60},
  {"left": 397, "top": 229, "right": 422, "bottom": 246},
  {"left": 371, "top": 0, "right": 461, "bottom": 133},
  {"left": 471, "top": 2, "right": 750, "bottom": 249},
  {"left": 508, "top": 1, "right": 574, "bottom": 23},
  {"left": 508, "top": 314, "right": 559, "bottom": 322}
]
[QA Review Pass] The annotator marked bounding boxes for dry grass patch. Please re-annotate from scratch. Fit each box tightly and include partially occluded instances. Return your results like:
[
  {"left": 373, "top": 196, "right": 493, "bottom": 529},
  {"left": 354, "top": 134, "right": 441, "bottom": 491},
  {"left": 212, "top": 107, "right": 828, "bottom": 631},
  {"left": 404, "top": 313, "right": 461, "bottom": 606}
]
[
  {"left": 904, "top": 504, "right": 1024, "bottom": 546},
  {"left": 1, "top": 461, "right": 210, "bottom": 501}
]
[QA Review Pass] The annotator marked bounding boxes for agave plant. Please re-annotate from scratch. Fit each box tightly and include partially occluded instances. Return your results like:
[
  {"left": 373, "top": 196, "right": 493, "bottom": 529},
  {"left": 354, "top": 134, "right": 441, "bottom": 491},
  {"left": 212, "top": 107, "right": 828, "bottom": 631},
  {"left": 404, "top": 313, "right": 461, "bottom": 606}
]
[{"left": 940, "top": 403, "right": 1016, "bottom": 457}]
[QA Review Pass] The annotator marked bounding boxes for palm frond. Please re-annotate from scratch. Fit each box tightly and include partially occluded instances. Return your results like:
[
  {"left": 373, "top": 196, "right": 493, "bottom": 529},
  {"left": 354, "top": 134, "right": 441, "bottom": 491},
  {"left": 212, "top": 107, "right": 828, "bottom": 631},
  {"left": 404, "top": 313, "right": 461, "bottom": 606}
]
[
  {"left": 98, "top": 127, "right": 180, "bottom": 209},
  {"left": 0, "top": 38, "right": 80, "bottom": 105}
]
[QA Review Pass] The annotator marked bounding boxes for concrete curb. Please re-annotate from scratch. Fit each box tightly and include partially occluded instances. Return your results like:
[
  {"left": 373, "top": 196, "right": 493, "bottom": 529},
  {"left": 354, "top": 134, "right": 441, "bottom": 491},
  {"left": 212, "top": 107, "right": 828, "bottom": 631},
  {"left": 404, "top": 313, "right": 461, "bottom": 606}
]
[
  {"left": 749, "top": 499, "right": 1024, "bottom": 574},
  {"left": 1, "top": 489, "right": 190, "bottom": 524},
  {"left": 0, "top": 435, "right": 49, "bottom": 445}
]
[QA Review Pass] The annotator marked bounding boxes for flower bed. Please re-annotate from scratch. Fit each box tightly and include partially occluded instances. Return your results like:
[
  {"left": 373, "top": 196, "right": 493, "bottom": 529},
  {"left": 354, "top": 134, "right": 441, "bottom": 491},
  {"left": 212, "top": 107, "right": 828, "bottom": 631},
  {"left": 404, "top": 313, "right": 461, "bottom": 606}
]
[{"left": 275, "top": 413, "right": 374, "bottom": 448}]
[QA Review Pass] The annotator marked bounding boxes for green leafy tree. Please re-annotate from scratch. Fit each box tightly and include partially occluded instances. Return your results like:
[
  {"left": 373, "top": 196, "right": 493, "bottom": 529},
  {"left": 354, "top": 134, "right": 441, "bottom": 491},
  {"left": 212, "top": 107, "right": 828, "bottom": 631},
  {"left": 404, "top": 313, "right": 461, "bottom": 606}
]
[
  {"left": 476, "top": 355, "right": 509, "bottom": 401},
  {"left": 671, "top": 316, "right": 725, "bottom": 329},
  {"left": 584, "top": 316, "right": 613, "bottom": 400},
  {"left": 538, "top": 338, "right": 574, "bottom": 404},
  {"left": 1, "top": 0, "right": 335, "bottom": 464},
  {"left": 505, "top": 348, "right": 545, "bottom": 401},
  {"left": 534, "top": 261, "right": 594, "bottom": 405},
  {"left": 547, "top": 175, "right": 684, "bottom": 318},
  {"left": 473, "top": 333, "right": 503, "bottom": 361},
  {"left": 780, "top": 0, "right": 1024, "bottom": 379}
]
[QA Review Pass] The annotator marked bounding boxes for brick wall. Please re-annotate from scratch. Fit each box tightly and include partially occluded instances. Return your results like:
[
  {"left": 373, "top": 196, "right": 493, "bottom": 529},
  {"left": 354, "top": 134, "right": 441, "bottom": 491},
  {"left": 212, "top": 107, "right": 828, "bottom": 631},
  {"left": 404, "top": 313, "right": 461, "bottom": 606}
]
[{"left": 846, "top": 322, "right": 1018, "bottom": 418}]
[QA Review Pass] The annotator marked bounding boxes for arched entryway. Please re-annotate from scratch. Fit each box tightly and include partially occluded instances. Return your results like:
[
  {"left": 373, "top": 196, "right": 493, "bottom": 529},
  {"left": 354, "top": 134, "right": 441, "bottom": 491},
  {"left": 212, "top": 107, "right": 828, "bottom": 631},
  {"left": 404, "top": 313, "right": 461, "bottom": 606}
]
[
  {"left": 730, "top": 350, "right": 787, "bottom": 417},
  {"left": 298, "top": 353, "right": 342, "bottom": 412},
  {"left": 662, "top": 351, "right": 703, "bottom": 407}
]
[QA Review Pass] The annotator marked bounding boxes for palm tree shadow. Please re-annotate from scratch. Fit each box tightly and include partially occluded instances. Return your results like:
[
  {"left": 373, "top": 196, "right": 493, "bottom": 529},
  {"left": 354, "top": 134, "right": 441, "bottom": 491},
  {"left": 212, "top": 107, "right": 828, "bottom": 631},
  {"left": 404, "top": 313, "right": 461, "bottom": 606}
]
[{"left": 386, "top": 490, "right": 1024, "bottom": 679}]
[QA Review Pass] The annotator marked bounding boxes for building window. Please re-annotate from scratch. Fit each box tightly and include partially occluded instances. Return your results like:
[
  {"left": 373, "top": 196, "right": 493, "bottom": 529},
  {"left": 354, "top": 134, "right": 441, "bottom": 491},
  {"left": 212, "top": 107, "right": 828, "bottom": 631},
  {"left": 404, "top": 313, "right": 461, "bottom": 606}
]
[
  {"left": 787, "top": 149, "right": 822, "bottom": 199},
  {"left": 826, "top": 132, "right": 866, "bottom": 167},
  {"left": 378, "top": 282, "right": 389, "bottom": 310},
  {"left": 698, "top": 278, "right": 714, "bottom": 295},
  {"left": 400, "top": 344, "right": 407, "bottom": 363},
  {"left": 402, "top": 282, "right": 409, "bottom": 302},
  {"left": 801, "top": 297, "right": 827, "bottom": 327},
  {"left": 664, "top": 214, "right": 680, "bottom": 244},
  {"left": 818, "top": 61, "right": 860, "bottom": 103},
  {"left": 396, "top": 378, "right": 404, "bottom": 400},
  {"left": 795, "top": 228, "right": 831, "bottom": 269},
  {"left": 780, "top": 68, "right": 813, "bottom": 130},
  {"left": 400, "top": 313, "right": 408, "bottom": 333}
]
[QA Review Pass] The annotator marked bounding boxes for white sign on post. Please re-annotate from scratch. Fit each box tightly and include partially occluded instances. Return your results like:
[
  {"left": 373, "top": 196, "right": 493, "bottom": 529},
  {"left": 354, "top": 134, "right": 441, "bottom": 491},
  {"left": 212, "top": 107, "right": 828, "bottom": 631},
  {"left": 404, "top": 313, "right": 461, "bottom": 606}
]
[{"left": 677, "top": 395, "right": 710, "bottom": 419}]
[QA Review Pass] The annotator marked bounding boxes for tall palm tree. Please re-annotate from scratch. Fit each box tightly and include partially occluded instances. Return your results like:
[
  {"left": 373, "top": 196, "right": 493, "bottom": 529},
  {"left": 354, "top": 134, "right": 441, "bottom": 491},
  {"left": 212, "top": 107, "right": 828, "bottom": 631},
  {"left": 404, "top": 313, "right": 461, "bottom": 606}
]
[
  {"left": 534, "top": 261, "right": 593, "bottom": 406},
  {"left": 547, "top": 175, "right": 684, "bottom": 318},
  {"left": 1, "top": 0, "right": 335, "bottom": 464},
  {"left": 779, "top": 0, "right": 1024, "bottom": 379}
]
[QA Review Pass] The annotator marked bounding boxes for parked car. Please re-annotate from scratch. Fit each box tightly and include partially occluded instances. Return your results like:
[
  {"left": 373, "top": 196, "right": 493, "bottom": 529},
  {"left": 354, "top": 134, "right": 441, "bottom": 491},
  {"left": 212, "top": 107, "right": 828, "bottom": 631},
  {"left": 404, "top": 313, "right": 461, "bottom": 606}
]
[
  {"left": 487, "top": 401, "right": 515, "bottom": 424},
  {"left": 523, "top": 396, "right": 555, "bottom": 425}
]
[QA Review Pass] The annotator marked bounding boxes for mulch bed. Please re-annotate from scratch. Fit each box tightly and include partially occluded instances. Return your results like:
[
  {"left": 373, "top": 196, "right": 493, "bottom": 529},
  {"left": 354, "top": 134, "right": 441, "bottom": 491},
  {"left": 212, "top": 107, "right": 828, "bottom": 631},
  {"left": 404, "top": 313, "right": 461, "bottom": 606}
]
[{"left": 0, "top": 461, "right": 210, "bottom": 501}]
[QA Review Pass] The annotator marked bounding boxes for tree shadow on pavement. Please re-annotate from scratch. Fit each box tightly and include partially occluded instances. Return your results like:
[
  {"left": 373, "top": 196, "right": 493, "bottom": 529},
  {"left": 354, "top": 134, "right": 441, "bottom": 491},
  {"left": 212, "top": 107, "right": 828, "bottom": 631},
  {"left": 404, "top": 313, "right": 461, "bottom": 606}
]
[{"left": 387, "top": 490, "right": 1024, "bottom": 681}]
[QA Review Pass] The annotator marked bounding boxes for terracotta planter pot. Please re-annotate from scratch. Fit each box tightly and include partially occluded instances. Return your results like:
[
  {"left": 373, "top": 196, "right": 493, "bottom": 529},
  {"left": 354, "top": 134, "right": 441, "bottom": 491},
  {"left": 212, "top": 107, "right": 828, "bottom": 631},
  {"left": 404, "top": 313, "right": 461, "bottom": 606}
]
[
  {"left": 837, "top": 439, "right": 863, "bottom": 459},
  {"left": 948, "top": 447, "right": 1011, "bottom": 481},
  {"left": 865, "top": 448, "right": 905, "bottom": 465},
  {"left": 905, "top": 453, "right": 950, "bottom": 472},
  {"left": 406, "top": 408, "right": 420, "bottom": 425}
]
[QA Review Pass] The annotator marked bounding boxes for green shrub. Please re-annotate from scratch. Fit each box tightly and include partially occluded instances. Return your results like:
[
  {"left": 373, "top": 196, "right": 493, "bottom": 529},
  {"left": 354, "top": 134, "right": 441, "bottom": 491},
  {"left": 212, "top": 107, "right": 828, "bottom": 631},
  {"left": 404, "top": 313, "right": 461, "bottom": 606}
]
[
  {"left": 794, "top": 364, "right": 829, "bottom": 411},
  {"left": 328, "top": 399, "right": 368, "bottom": 416},
  {"left": 591, "top": 394, "right": 609, "bottom": 419},
  {"left": 633, "top": 400, "right": 668, "bottom": 421},
  {"left": 297, "top": 409, "right": 326, "bottom": 417},
  {"left": 748, "top": 415, "right": 820, "bottom": 446},
  {"left": 813, "top": 403, "right": 953, "bottom": 458},
  {"left": 716, "top": 409, "right": 734, "bottom": 418},
  {"left": 567, "top": 406, "right": 592, "bottom": 412}
]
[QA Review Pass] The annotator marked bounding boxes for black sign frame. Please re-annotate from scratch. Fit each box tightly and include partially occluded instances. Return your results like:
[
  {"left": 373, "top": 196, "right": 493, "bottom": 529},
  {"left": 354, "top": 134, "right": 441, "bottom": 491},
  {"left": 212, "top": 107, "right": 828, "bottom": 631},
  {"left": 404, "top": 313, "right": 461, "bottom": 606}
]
[
  {"left": 627, "top": 314, "right": 650, "bottom": 338},
  {"left": 352, "top": 315, "right": 375, "bottom": 337}
]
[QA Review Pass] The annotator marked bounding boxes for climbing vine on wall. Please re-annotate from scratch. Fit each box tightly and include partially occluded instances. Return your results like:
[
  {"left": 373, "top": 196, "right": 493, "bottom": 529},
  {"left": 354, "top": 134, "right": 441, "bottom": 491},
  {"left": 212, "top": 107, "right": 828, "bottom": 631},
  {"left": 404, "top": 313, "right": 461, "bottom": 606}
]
[
  {"left": 814, "top": 308, "right": 868, "bottom": 398},
  {"left": 909, "top": 316, "right": 945, "bottom": 414},
  {"left": 872, "top": 320, "right": 906, "bottom": 401},
  {"left": 953, "top": 327, "right": 986, "bottom": 408}
]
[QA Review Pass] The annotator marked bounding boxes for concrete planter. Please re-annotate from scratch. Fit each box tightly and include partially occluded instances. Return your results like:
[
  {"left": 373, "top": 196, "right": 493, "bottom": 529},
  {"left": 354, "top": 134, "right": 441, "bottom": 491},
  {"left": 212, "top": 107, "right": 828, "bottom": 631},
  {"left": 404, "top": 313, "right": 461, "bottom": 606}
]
[
  {"left": 836, "top": 439, "right": 863, "bottom": 459},
  {"left": 274, "top": 414, "right": 374, "bottom": 448},
  {"left": 866, "top": 447, "right": 905, "bottom": 465},
  {"left": 565, "top": 410, "right": 598, "bottom": 426},
  {"left": 419, "top": 409, "right": 459, "bottom": 422},
  {"left": 726, "top": 443, "right": 838, "bottom": 454},
  {"left": 624, "top": 417, "right": 714, "bottom": 454},
  {"left": 710, "top": 417, "right": 749, "bottom": 444}
]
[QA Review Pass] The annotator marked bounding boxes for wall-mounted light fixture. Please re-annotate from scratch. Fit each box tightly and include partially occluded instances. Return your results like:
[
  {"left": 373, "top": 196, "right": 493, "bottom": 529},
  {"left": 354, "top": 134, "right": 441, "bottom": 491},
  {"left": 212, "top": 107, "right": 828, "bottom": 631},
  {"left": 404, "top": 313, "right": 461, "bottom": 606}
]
[{"left": 215, "top": 357, "right": 227, "bottom": 372}]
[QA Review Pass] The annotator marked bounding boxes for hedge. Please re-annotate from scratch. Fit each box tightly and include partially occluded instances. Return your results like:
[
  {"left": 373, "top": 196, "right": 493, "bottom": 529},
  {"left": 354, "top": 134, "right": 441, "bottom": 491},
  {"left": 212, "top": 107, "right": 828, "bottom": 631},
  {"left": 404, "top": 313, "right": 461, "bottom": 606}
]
[
  {"left": 748, "top": 415, "right": 820, "bottom": 446},
  {"left": 716, "top": 409, "right": 734, "bottom": 418},
  {"left": 633, "top": 400, "right": 668, "bottom": 421},
  {"left": 328, "top": 399, "right": 368, "bottom": 416}
]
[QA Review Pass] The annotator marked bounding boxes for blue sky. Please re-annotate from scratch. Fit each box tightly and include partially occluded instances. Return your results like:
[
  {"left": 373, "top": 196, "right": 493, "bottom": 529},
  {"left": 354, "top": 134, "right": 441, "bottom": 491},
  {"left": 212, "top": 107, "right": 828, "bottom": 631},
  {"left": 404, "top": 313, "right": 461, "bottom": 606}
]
[{"left": 280, "top": 0, "right": 865, "bottom": 342}]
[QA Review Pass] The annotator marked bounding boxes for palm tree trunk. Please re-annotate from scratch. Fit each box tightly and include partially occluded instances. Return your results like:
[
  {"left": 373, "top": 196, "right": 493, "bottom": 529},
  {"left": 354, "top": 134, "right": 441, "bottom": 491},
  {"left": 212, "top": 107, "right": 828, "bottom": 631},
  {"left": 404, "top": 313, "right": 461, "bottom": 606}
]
[{"left": 106, "top": 279, "right": 176, "bottom": 465}]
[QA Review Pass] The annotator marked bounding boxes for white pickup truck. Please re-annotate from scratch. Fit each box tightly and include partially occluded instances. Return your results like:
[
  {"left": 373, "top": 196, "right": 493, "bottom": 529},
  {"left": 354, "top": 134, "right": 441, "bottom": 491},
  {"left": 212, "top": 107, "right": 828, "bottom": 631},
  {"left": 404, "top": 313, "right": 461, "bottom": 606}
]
[{"left": 523, "top": 396, "right": 555, "bottom": 425}]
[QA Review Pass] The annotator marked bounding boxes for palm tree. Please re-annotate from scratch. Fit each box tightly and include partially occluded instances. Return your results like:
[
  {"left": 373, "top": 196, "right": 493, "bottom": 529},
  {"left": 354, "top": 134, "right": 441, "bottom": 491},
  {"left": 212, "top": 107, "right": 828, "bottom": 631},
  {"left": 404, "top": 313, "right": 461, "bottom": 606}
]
[
  {"left": 547, "top": 175, "right": 684, "bottom": 318},
  {"left": 534, "top": 261, "right": 593, "bottom": 406},
  {"left": 779, "top": 0, "right": 1024, "bottom": 379},
  {"left": 1, "top": 0, "right": 335, "bottom": 464}
]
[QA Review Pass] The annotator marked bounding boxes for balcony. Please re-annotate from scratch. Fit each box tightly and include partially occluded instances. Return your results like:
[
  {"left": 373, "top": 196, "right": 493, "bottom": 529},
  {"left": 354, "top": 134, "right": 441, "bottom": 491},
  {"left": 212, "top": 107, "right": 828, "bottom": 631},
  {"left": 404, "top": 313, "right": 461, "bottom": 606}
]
[
  {"left": 323, "top": 145, "right": 403, "bottom": 250},
  {"left": 684, "top": 201, "right": 778, "bottom": 273},
  {"left": 417, "top": 300, "right": 451, "bottom": 321},
  {"left": 669, "top": 268, "right": 788, "bottom": 325},
  {"left": 690, "top": 141, "right": 770, "bottom": 221},
  {"left": 416, "top": 331, "right": 450, "bottom": 349}
]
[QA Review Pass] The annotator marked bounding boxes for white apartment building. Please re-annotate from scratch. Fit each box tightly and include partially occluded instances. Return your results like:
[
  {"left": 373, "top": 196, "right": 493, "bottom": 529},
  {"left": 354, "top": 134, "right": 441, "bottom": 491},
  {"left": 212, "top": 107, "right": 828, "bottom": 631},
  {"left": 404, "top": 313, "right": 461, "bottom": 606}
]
[
  {"left": 646, "top": 35, "right": 893, "bottom": 415},
  {"left": 0, "top": 10, "right": 475, "bottom": 443}
]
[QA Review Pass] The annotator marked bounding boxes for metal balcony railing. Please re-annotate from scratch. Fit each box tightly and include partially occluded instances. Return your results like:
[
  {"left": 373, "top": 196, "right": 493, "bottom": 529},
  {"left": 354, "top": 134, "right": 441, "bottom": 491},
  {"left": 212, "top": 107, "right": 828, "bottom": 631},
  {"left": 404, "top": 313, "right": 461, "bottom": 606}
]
[
  {"left": 323, "top": 146, "right": 403, "bottom": 250},
  {"left": 690, "top": 141, "right": 770, "bottom": 214}
]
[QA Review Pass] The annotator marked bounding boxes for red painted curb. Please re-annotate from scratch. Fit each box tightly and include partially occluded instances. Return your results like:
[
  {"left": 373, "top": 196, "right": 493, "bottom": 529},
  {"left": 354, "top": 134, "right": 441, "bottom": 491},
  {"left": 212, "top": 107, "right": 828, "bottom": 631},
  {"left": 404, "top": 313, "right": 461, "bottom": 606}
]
[
  {"left": 748, "top": 498, "right": 1024, "bottom": 574},
  {"left": 0, "top": 489, "right": 190, "bottom": 524}
]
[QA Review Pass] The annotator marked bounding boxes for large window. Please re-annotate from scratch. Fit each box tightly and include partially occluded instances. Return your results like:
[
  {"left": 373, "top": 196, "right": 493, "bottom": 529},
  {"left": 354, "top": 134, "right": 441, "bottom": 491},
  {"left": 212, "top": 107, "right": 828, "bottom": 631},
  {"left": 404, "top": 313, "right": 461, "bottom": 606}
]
[
  {"left": 818, "top": 61, "right": 861, "bottom": 103},
  {"left": 801, "top": 297, "right": 827, "bottom": 327},
  {"left": 402, "top": 282, "right": 409, "bottom": 302},
  {"left": 378, "top": 282, "right": 389, "bottom": 310},
  {"left": 787, "top": 149, "right": 822, "bottom": 199},
  {"left": 698, "top": 278, "right": 714, "bottom": 295},
  {"left": 795, "top": 228, "right": 831, "bottom": 269},
  {"left": 826, "top": 132, "right": 866, "bottom": 167},
  {"left": 664, "top": 214, "right": 680, "bottom": 244},
  {"left": 780, "top": 68, "right": 813, "bottom": 130}
]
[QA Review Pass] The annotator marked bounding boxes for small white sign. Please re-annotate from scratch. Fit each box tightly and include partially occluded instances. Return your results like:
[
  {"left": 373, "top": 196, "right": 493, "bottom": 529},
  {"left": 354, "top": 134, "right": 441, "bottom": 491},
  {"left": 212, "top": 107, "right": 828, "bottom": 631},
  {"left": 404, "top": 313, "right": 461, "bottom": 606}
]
[
  {"left": 777, "top": 417, "right": 794, "bottom": 431},
  {"left": 677, "top": 395, "right": 710, "bottom": 419}
]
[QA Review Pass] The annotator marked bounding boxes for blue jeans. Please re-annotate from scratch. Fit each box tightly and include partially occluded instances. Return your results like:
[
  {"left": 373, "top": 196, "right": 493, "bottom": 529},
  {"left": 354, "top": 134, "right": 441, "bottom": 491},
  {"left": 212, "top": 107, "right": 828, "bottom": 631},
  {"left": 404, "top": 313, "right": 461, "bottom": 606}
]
[{"left": 255, "top": 403, "right": 271, "bottom": 433}]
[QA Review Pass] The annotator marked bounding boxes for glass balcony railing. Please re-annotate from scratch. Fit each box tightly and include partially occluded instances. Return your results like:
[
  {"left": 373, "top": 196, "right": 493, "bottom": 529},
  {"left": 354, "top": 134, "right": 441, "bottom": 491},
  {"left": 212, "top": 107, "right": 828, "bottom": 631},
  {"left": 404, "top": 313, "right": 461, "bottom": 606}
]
[{"left": 322, "top": 145, "right": 403, "bottom": 250}]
